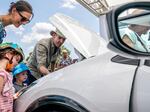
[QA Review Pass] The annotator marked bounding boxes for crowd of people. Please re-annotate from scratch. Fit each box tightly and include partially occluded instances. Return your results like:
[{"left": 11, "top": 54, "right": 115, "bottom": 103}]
[
  {"left": 0, "top": 0, "right": 77, "bottom": 112},
  {"left": 0, "top": 0, "right": 34, "bottom": 111},
  {"left": 1, "top": 1, "right": 150, "bottom": 112}
]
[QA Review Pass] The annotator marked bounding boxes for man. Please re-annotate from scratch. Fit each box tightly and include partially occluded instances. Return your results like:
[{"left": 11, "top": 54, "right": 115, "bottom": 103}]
[{"left": 27, "top": 29, "right": 66, "bottom": 82}]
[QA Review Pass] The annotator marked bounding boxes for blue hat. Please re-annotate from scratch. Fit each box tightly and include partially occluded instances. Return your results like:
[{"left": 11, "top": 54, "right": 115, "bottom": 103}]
[{"left": 12, "top": 63, "right": 31, "bottom": 77}]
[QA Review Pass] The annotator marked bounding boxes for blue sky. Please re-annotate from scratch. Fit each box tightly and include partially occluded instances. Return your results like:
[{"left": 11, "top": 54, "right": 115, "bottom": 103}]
[{"left": 0, "top": 0, "right": 99, "bottom": 59}]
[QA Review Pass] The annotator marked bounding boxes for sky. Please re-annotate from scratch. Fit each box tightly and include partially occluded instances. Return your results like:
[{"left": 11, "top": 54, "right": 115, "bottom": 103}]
[{"left": 0, "top": 0, "right": 99, "bottom": 59}]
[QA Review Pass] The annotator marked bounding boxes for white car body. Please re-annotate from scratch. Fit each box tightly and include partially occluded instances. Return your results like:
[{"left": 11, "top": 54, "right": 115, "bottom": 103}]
[{"left": 15, "top": 2, "right": 150, "bottom": 112}]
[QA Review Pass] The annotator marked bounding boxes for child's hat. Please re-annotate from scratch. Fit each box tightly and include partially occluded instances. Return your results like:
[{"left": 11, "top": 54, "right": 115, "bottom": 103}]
[
  {"left": 0, "top": 42, "right": 24, "bottom": 62},
  {"left": 12, "top": 63, "right": 31, "bottom": 76}
]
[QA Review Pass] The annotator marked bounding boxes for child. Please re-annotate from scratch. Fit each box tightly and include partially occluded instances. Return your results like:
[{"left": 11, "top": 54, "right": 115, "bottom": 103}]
[
  {"left": 0, "top": 42, "right": 24, "bottom": 112},
  {"left": 12, "top": 63, "right": 31, "bottom": 93},
  {"left": 57, "top": 49, "right": 73, "bottom": 69}
]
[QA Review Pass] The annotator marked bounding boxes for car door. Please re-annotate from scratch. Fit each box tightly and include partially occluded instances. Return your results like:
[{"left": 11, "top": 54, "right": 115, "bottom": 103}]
[
  {"left": 105, "top": 2, "right": 150, "bottom": 112},
  {"left": 132, "top": 60, "right": 150, "bottom": 112},
  {"left": 115, "top": 6, "right": 150, "bottom": 112}
]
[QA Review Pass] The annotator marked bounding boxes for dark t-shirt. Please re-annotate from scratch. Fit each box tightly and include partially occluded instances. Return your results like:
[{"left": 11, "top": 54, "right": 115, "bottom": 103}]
[{"left": 13, "top": 82, "right": 27, "bottom": 93}]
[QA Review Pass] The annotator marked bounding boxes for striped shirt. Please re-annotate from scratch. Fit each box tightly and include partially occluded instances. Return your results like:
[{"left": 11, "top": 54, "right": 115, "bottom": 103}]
[
  {"left": 0, "top": 69, "right": 14, "bottom": 112},
  {"left": 59, "top": 57, "right": 72, "bottom": 67}
]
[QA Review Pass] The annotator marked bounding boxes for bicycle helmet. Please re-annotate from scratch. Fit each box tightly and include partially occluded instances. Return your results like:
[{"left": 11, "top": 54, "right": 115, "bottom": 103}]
[{"left": 0, "top": 42, "right": 24, "bottom": 62}]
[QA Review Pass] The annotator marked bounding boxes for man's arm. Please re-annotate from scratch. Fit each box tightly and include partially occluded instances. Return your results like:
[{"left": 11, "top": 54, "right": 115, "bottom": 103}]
[
  {"left": 122, "top": 34, "right": 134, "bottom": 48},
  {"left": 39, "top": 65, "right": 50, "bottom": 75},
  {"left": 36, "top": 43, "right": 50, "bottom": 76}
]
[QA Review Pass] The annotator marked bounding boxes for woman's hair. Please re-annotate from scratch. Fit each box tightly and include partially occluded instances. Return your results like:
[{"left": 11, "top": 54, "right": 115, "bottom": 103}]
[
  {"left": 0, "top": 48, "right": 20, "bottom": 60},
  {"left": 8, "top": 0, "right": 33, "bottom": 14}
]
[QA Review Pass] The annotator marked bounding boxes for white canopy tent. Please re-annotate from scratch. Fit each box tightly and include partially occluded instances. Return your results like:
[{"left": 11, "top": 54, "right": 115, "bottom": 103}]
[
  {"left": 107, "top": 0, "right": 135, "bottom": 7},
  {"left": 75, "top": 0, "right": 144, "bottom": 41},
  {"left": 76, "top": 0, "right": 141, "bottom": 16}
]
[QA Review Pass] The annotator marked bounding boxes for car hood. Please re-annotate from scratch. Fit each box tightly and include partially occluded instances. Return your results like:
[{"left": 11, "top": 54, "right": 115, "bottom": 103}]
[{"left": 49, "top": 13, "right": 108, "bottom": 58}]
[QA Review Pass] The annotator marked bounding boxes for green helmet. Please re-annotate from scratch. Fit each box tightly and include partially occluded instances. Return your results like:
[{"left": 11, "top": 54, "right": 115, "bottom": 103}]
[{"left": 0, "top": 42, "right": 24, "bottom": 62}]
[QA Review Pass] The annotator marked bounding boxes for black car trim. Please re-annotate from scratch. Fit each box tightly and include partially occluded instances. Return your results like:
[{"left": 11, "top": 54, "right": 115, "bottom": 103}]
[
  {"left": 25, "top": 95, "right": 89, "bottom": 112},
  {"left": 111, "top": 55, "right": 140, "bottom": 65}
]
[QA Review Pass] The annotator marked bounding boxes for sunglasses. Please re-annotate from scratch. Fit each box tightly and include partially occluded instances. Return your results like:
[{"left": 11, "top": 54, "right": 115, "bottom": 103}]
[{"left": 17, "top": 11, "right": 31, "bottom": 24}]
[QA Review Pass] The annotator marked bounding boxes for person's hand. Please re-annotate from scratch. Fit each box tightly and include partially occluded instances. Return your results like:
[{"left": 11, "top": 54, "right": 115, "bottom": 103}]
[
  {"left": 13, "top": 87, "right": 27, "bottom": 99},
  {"left": 39, "top": 65, "right": 50, "bottom": 75},
  {"left": 13, "top": 92, "right": 19, "bottom": 99}
]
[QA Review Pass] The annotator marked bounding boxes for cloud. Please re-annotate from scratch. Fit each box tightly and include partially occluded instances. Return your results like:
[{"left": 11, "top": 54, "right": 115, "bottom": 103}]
[
  {"left": 61, "top": 0, "right": 78, "bottom": 9},
  {"left": 21, "top": 22, "right": 56, "bottom": 44},
  {"left": 6, "top": 25, "right": 25, "bottom": 36},
  {"left": 0, "top": 9, "right": 7, "bottom": 14},
  {"left": 27, "top": 45, "right": 34, "bottom": 52},
  {"left": 0, "top": 10, "right": 2, "bottom": 14}
]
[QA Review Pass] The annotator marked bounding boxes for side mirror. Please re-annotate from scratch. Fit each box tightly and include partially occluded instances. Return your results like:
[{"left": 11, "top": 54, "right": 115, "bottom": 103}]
[{"left": 106, "top": 2, "right": 150, "bottom": 56}]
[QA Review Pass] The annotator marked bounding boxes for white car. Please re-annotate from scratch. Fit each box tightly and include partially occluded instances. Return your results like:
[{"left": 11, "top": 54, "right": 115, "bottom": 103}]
[{"left": 15, "top": 1, "right": 150, "bottom": 112}]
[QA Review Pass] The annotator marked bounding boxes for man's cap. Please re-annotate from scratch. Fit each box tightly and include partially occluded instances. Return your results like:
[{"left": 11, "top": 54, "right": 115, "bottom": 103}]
[{"left": 50, "top": 29, "right": 65, "bottom": 38}]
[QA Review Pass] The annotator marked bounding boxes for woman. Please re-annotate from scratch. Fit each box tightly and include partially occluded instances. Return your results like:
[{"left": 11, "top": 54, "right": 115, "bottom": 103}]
[{"left": 0, "top": 0, "right": 34, "bottom": 43}]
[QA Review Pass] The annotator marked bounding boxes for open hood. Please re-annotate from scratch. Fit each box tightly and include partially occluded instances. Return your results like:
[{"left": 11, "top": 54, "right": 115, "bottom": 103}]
[
  {"left": 75, "top": 0, "right": 136, "bottom": 17},
  {"left": 49, "top": 13, "right": 108, "bottom": 58}
]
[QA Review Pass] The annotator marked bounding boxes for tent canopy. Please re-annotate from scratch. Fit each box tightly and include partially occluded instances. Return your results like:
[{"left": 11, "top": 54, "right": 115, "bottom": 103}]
[{"left": 76, "top": 0, "right": 137, "bottom": 16}]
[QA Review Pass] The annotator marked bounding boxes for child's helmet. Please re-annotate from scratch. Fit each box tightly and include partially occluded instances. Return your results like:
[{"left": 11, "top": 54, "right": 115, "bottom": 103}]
[
  {"left": 0, "top": 42, "right": 24, "bottom": 62},
  {"left": 12, "top": 63, "right": 31, "bottom": 77}
]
